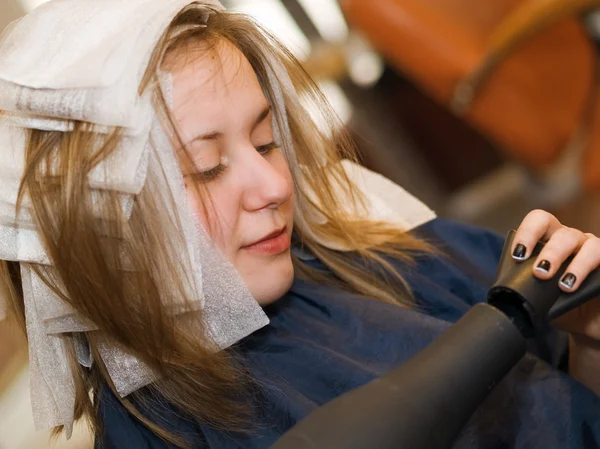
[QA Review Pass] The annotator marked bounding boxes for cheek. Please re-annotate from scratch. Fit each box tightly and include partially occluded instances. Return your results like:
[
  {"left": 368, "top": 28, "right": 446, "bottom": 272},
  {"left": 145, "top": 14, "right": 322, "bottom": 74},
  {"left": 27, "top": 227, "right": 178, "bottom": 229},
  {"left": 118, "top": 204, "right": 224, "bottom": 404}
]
[{"left": 185, "top": 186, "right": 238, "bottom": 253}]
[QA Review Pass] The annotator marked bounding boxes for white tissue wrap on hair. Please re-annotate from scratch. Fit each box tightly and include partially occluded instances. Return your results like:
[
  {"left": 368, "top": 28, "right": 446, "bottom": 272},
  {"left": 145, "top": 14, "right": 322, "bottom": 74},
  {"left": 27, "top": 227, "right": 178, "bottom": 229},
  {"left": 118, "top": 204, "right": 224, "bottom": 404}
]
[
  {"left": 338, "top": 160, "right": 436, "bottom": 230},
  {"left": 21, "top": 264, "right": 77, "bottom": 437},
  {"left": 298, "top": 160, "right": 437, "bottom": 250},
  {"left": 0, "top": 0, "right": 222, "bottom": 127},
  {"left": 0, "top": 120, "right": 146, "bottom": 265}
]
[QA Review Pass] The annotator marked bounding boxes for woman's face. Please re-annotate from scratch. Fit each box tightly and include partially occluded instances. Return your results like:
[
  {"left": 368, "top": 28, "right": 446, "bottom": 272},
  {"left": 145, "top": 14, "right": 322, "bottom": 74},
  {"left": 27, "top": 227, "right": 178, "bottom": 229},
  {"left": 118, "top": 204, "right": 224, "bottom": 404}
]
[{"left": 169, "top": 40, "right": 295, "bottom": 305}]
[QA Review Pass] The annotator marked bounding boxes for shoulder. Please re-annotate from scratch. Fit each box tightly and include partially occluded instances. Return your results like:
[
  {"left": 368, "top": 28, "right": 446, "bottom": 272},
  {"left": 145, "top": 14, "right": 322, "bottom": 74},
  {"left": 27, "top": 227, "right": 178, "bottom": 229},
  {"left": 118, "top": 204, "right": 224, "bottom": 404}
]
[
  {"left": 391, "top": 218, "right": 507, "bottom": 319},
  {"left": 410, "top": 218, "right": 506, "bottom": 286},
  {"left": 294, "top": 218, "right": 508, "bottom": 313},
  {"left": 414, "top": 218, "right": 505, "bottom": 264}
]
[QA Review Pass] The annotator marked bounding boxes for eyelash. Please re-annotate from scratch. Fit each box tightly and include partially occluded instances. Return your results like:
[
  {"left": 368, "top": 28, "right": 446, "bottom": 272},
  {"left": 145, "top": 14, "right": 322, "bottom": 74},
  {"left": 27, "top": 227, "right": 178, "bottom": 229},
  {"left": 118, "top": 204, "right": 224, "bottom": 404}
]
[
  {"left": 189, "top": 142, "right": 279, "bottom": 183},
  {"left": 256, "top": 141, "right": 278, "bottom": 155}
]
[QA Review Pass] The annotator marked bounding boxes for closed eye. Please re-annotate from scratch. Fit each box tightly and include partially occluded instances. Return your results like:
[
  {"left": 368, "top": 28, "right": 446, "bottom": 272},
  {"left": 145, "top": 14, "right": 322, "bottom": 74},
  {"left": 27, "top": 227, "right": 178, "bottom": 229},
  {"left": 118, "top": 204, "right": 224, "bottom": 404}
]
[
  {"left": 186, "top": 142, "right": 279, "bottom": 184},
  {"left": 257, "top": 142, "right": 278, "bottom": 155},
  {"left": 187, "top": 164, "right": 226, "bottom": 183}
]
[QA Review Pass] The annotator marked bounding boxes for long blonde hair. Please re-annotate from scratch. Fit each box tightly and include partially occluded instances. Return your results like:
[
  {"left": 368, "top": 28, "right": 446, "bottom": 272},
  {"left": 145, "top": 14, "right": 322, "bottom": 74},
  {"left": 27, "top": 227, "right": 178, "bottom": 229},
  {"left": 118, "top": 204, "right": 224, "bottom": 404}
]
[{"left": 1, "top": 3, "right": 432, "bottom": 447}]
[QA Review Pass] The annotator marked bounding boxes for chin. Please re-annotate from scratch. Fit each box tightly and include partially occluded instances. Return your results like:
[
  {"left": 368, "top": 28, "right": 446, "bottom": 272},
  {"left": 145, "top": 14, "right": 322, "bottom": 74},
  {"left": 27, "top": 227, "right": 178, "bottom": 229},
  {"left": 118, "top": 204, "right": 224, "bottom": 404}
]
[{"left": 245, "top": 253, "right": 295, "bottom": 306}]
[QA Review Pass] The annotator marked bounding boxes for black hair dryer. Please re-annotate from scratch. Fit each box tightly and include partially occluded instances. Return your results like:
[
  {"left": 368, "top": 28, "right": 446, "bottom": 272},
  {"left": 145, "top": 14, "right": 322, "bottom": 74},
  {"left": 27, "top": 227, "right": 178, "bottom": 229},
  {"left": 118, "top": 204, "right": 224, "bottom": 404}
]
[{"left": 272, "top": 231, "right": 600, "bottom": 449}]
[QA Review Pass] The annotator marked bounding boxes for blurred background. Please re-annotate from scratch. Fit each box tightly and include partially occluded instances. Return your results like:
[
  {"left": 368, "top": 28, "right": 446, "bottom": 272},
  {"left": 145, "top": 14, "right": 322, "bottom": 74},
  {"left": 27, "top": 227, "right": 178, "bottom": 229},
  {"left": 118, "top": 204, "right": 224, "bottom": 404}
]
[{"left": 3, "top": 0, "right": 600, "bottom": 447}]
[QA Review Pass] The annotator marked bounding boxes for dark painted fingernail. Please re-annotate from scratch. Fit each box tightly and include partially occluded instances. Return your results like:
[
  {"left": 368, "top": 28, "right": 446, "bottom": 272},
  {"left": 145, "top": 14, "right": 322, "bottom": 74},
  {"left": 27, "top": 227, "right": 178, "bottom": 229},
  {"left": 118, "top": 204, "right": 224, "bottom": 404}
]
[
  {"left": 536, "top": 260, "right": 551, "bottom": 273},
  {"left": 512, "top": 244, "right": 527, "bottom": 260},
  {"left": 560, "top": 273, "right": 577, "bottom": 290}
]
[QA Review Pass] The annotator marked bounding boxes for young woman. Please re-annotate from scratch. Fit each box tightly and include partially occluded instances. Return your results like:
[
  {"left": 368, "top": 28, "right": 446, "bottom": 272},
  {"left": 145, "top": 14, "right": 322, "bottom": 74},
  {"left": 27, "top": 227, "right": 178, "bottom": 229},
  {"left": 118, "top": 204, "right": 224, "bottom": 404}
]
[{"left": 1, "top": 1, "right": 600, "bottom": 448}]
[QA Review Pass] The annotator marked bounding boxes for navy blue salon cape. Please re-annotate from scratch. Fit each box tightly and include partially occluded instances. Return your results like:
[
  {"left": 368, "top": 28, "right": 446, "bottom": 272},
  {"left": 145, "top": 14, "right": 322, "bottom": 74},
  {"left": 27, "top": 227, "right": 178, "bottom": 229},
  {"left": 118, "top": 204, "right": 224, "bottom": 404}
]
[{"left": 96, "top": 219, "right": 600, "bottom": 448}]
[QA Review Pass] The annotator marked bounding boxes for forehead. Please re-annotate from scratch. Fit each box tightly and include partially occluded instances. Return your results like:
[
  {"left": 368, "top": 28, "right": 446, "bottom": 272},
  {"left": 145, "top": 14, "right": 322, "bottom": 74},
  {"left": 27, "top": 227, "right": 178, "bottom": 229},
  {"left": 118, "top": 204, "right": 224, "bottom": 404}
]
[{"left": 168, "top": 39, "right": 267, "bottom": 130}]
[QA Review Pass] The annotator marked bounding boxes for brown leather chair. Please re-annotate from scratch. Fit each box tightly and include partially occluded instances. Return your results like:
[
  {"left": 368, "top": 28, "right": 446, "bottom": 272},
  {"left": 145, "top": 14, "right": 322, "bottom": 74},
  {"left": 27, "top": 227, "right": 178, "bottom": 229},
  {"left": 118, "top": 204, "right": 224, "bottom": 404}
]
[{"left": 340, "top": 0, "right": 600, "bottom": 191}]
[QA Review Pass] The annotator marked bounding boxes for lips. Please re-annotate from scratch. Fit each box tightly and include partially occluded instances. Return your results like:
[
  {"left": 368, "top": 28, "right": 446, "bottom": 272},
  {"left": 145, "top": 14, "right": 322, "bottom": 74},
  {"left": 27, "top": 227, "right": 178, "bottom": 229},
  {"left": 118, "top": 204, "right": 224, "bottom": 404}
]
[
  {"left": 244, "top": 226, "right": 286, "bottom": 248},
  {"left": 242, "top": 226, "right": 290, "bottom": 255}
]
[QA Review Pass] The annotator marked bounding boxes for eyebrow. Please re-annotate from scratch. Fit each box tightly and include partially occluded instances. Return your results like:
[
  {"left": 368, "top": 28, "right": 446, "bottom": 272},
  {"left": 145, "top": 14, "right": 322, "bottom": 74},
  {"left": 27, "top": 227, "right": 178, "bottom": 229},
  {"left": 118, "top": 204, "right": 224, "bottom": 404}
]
[
  {"left": 251, "top": 105, "right": 272, "bottom": 132},
  {"left": 185, "top": 105, "right": 272, "bottom": 145}
]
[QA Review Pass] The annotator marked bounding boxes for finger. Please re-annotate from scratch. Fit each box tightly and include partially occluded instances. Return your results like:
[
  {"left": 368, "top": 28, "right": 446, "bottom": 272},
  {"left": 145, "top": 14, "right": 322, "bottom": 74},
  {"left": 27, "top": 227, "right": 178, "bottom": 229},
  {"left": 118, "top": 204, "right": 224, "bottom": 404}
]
[
  {"left": 532, "top": 227, "right": 587, "bottom": 280},
  {"left": 557, "top": 235, "right": 600, "bottom": 292},
  {"left": 512, "top": 209, "right": 562, "bottom": 260}
]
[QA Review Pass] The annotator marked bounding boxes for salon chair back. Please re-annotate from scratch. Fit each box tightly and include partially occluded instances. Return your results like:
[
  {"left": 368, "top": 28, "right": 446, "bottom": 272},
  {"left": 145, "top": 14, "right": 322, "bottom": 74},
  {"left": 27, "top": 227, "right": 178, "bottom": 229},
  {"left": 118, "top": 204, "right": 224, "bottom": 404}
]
[{"left": 340, "top": 0, "right": 600, "bottom": 190}]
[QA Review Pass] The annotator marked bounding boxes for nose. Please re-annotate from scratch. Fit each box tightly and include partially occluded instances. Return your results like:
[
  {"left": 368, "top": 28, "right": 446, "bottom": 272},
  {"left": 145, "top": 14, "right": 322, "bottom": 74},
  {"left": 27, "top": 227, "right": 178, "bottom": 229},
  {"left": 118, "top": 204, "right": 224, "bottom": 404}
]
[{"left": 240, "top": 146, "right": 292, "bottom": 212}]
